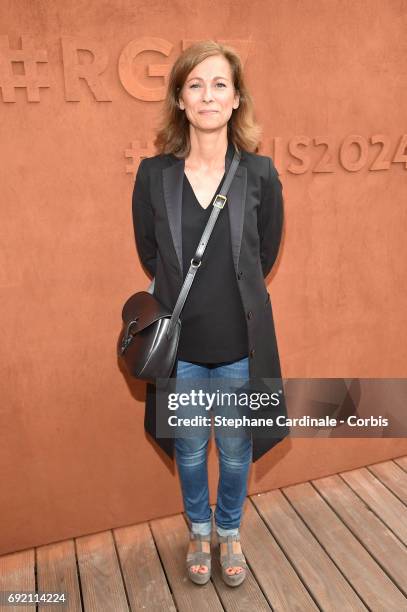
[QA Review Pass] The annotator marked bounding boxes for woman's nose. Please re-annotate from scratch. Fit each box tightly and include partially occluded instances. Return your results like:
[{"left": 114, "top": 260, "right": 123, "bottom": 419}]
[{"left": 202, "top": 85, "right": 215, "bottom": 102}]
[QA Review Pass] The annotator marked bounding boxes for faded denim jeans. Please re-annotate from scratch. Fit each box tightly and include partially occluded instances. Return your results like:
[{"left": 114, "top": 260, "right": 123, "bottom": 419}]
[{"left": 174, "top": 356, "right": 252, "bottom": 537}]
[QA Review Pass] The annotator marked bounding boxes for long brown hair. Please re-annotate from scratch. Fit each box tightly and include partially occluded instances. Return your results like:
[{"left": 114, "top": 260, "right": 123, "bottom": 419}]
[{"left": 153, "top": 40, "right": 262, "bottom": 157}]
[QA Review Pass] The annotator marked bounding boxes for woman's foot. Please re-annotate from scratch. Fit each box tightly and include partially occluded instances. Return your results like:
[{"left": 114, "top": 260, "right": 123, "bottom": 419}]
[
  {"left": 188, "top": 538, "right": 210, "bottom": 574},
  {"left": 218, "top": 534, "right": 247, "bottom": 587},
  {"left": 186, "top": 533, "right": 212, "bottom": 585},
  {"left": 220, "top": 539, "right": 244, "bottom": 575}
]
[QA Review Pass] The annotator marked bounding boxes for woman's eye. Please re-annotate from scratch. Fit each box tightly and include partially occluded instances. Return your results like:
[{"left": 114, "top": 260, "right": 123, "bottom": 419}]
[{"left": 189, "top": 82, "right": 227, "bottom": 88}]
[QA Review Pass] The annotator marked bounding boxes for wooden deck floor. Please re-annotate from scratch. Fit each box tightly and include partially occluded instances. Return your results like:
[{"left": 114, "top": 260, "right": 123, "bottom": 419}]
[{"left": 1, "top": 456, "right": 407, "bottom": 611}]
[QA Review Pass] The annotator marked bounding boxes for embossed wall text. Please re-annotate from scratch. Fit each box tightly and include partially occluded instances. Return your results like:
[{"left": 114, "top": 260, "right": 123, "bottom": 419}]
[{"left": 0, "top": 36, "right": 250, "bottom": 102}]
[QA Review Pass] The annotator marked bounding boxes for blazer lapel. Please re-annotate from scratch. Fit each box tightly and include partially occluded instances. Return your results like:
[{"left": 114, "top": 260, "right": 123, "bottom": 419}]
[
  {"left": 227, "top": 164, "right": 247, "bottom": 274},
  {"left": 162, "top": 141, "right": 247, "bottom": 277},
  {"left": 162, "top": 157, "right": 185, "bottom": 274}
]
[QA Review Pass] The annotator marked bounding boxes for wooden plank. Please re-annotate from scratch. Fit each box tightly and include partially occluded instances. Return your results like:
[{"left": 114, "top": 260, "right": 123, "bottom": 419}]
[
  {"left": 340, "top": 467, "right": 407, "bottom": 544},
  {"left": 75, "top": 530, "right": 129, "bottom": 612},
  {"left": 37, "top": 539, "right": 82, "bottom": 611},
  {"left": 150, "top": 514, "right": 223, "bottom": 611},
  {"left": 313, "top": 473, "right": 407, "bottom": 596},
  {"left": 114, "top": 522, "right": 176, "bottom": 612},
  {"left": 0, "top": 549, "right": 35, "bottom": 612},
  {"left": 284, "top": 480, "right": 407, "bottom": 609},
  {"left": 253, "top": 488, "right": 367, "bottom": 610},
  {"left": 207, "top": 504, "right": 272, "bottom": 611},
  {"left": 368, "top": 460, "right": 407, "bottom": 504},
  {"left": 225, "top": 499, "right": 317, "bottom": 611},
  {"left": 394, "top": 456, "right": 407, "bottom": 472}
]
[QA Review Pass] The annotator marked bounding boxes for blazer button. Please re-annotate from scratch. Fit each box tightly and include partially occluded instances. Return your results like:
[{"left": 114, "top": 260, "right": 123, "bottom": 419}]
[
  {"left": 237, "top": 271, "right": 243, "bottom": 280},
  {"left": 249, "top": 348, "right": 255, "bottom": 358},
  {"left": 247, "top": 310, "right": 253, "bottom": 319}
]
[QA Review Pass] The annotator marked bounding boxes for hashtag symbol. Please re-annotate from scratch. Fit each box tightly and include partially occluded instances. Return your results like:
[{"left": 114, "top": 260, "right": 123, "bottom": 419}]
[
  {"left": 0, "top": 35, "right": 50, "bottom": 102},
  {"left": 125, "top": 140, "right": 155, "bottom": 174}
]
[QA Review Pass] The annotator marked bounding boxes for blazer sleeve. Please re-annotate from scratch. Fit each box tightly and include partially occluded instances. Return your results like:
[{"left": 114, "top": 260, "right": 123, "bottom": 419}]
[
  {"left": 132, "top": 159, "right": 157, "bottom": 278},
  {"left": 257, "top": 157, "right": 284, "bottom": 277}
]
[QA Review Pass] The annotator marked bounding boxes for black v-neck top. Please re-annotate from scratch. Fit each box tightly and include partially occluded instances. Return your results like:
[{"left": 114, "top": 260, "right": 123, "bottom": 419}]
[{"left": 176, "top": 172, "right": 248, "bottom": 364}]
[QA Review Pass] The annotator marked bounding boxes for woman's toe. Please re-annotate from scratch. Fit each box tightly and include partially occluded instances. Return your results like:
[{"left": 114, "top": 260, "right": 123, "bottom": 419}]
[{"left": 227, "top": 566, "right": 242, "bottom": 574}]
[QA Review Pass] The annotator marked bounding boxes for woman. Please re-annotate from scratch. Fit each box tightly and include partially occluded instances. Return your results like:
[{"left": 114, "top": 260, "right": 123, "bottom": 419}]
[{"left": 132, "top": 40, "right": 288, "bottom": 587}]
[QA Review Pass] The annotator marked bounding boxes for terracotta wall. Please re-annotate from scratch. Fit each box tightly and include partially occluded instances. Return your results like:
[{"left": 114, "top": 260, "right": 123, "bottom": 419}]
[{"left": 1, "top": 0, "right": 406, "bottom": 555}]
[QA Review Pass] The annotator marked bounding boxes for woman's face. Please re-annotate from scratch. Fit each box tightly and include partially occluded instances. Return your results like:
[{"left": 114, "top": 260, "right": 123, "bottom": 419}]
[{"left": 178, "top": 54, "right": 239, "bottom": 133}]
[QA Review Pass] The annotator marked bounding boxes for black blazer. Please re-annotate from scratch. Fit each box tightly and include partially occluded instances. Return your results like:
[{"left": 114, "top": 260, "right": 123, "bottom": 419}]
[{"left": 132, "top": 140, "right": 289, "bottom": 463}]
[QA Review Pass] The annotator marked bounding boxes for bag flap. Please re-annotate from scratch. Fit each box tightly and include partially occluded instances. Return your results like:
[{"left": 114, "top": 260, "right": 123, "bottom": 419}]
[{"left": 121, "top": 291, "right": 172, "bottom": 332}]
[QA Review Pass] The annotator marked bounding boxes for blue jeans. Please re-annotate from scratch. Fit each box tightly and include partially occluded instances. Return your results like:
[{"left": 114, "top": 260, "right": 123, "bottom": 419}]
[{"left": 174, "top": 356, "right": 252, "bottom": 537}]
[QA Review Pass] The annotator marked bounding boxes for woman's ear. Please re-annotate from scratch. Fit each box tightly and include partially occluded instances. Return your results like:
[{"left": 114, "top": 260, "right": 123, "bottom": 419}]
[{"left": 233, "top": 91, "right": 240, "bottom": 110}]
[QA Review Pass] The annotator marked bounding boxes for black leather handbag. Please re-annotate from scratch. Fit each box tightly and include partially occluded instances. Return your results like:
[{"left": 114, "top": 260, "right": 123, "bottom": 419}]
[{"left": 117, "top": 149, "right": 241, "bottom": 385}]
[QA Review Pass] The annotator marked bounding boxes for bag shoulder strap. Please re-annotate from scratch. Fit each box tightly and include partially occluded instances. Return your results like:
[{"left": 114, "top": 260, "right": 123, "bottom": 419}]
[{"left": 166, "top": 148, "right": 241, "bottom": 338}]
